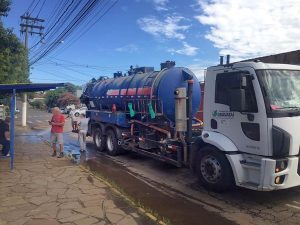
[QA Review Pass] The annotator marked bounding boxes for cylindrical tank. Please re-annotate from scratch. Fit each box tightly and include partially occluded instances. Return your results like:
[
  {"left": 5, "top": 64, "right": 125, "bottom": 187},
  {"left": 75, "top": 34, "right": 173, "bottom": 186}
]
[{"left": 81, "top": 67, "right": 201, "bottom": 122}]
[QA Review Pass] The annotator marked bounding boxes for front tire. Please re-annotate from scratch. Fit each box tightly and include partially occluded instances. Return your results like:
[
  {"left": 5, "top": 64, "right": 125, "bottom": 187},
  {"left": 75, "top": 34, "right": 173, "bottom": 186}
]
[
  {"left": 106, "top": 130, "right": 121, "bottom": 156},
  {"left": 93, "top": 128, "right": 106, "bottom": 152},
  {"left": 196, "top": 146, "right": 234, "bottom": 192}
]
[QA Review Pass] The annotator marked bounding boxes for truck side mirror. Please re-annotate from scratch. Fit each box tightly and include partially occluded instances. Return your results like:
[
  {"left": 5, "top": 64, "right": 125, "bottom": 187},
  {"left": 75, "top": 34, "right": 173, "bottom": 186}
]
[{"left": 229, "top": 89, "right": 247, "bottom": 112}]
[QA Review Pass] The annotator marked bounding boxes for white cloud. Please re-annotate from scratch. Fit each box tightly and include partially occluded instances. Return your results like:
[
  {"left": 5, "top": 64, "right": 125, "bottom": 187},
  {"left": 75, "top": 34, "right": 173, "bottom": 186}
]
[
  {"left": 187, "top": 59, "right": 218, "bottom": 81},
  {"left": 115, "top": 44, "right": 139, "bottom": 53},
  {"left": 168, "top": 42, "right": 199, "bottom": 56},
  {"left": 195, "top": 0, "right": 300, "bottom": 61},
  {"left": 153, "top": 0, "right": 169, "bottom": 11},
  {"left": 137, "top": 16, "right": 190, "bottom": 40},
  {"left": 188, "top": 64, "right": 206, "bottom": 81}
]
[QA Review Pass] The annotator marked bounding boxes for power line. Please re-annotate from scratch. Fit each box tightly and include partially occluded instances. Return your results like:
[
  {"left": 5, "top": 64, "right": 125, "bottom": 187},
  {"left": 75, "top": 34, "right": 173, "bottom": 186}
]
[
  {"left": 36, "top": 0, "right": 47, "bottom": 17},
  {"left": 48, "top": 61, "right": 100, "bottom": 78},
  {"left": 28, "top": 0, "right": 55, "bottom": 47},
  {"left": 30, "top": 0, "right": 78, "bottom": 52},
  {"left": 29, "top": 77, "right": 82, "bottom": 82},
  {"left": 51, "top": 0, "right": 110, "bottom": 53},
  {"left": 30, "top": 0, "right": 99, "bottom": 64},
  {"left": 52, "top": 0, "right": 118, "bottom": 57},
  {"left": 20, "top": 13, "right": 45, "bottom": 48},
  {"left": 32, "top": 60, "right": 127, "bottom": 79},
  {"left": 47, "top": 56, "right": 124, "bottom": 69},
  {"left": 30, "top": 0, "right": 42, "bottom": 15},
  {"left": 43, "top": 0, "right": 68, "bottom": 31},
  {"left": 29, "top": 0, "right": 76, "bottom": 50},
  {"left": 29, "top": 0, "right": 118, "bottom": 65},
  {"left": 33, "top": 68, "right": 89, "bottom": 82},
  {"left": 26, "top": 0, "right": 37, "bottom": 14}
]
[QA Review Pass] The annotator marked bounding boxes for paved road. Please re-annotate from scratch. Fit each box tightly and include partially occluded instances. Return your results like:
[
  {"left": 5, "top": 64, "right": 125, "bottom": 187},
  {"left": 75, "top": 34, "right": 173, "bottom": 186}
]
[
  {"left": 1, "top": 130, "right": 155, "bottom": 225},
  {"left": 22, "top": 107, "right": 300, "bottom": 225}
]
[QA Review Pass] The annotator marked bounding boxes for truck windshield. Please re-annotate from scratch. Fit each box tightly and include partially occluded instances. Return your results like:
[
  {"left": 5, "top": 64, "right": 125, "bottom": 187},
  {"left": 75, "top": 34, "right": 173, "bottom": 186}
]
[{"left": 258, "top": 70, "right": 300, "bottom": 111}]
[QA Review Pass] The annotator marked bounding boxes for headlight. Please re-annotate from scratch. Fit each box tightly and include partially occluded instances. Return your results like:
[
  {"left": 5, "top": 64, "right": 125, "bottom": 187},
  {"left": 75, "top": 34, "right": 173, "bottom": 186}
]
[
  {"left": 275, "top": 159, "right": 288, "bottom": 173},
  {"left": 275, "top": 175, "right": 285, "bottom": 184}
]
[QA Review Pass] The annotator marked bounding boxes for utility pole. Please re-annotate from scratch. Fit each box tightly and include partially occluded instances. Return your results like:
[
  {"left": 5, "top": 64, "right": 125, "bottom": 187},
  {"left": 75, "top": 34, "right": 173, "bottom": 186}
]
[{"left": 20, "top": 13, "right": 44, "bottom": 127}]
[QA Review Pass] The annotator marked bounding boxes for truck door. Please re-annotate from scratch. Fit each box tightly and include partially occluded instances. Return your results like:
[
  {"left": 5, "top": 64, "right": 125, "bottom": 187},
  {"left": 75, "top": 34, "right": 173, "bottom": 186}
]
[{"left": 211, "top": 68, "right": 269, "bottom": 156}]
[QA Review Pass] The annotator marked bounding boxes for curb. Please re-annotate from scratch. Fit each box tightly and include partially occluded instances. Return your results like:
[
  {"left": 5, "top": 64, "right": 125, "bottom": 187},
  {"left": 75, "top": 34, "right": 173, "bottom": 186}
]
[
  {"left": 39, "top": 135, "right": 169, "bottom": 225},
  {"left": 79, "top": 165, "right": 169, "bottom": 225}
]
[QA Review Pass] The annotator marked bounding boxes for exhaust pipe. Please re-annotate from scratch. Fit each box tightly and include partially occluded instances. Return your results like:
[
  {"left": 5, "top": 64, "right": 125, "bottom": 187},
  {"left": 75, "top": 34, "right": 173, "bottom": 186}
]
[
  {"left": 219, "top": 56, "right": 224, "bottom": 65},
  {"left": 226, "top": 55, "right": 230, "bottom": 64}
]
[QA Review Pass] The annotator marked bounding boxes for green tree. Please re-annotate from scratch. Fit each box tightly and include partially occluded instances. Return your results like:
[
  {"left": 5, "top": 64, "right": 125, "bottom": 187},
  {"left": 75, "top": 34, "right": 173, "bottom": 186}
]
[
  {"left": 44, "top": 88, "right": 66, "bottom": 109},
  {"left": 29, "top": 100, "right": 45, "bottom": 110},
  {"left": 64, "top": 83, "right": 77, "bottom": 94},
  {"left": 0, "top": 0, "right": 29, "bottom": 84},
  {"left": 57, "top": 92, "right": 79, "bottom": 107},
  {"left": 0, "top": 0, "right": 10, "bottom": 16},
  {"left": 44, "top": 82, "right": 81, "bottom": 108}
]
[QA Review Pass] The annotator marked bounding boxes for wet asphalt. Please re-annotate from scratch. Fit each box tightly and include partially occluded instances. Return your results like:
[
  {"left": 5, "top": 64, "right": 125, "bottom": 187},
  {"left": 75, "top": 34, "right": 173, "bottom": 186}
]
[
  {"left": 20, "top": 107, "right": 300, "bottom": 225},
  {"left": 21, "top": 107, "right": 237, "bottom": 225}
]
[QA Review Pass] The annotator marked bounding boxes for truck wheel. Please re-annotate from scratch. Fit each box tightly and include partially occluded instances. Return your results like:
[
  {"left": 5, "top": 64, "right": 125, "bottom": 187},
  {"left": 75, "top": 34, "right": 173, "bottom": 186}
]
[
  {"left": 196, "top": 147, "right": 234, "bottom": 192},
  {"left": 106, "top": 130, "right": 120, "bottom": 156},
  {"left": 93, "top": 128, "right": 105, "bottom": 152}
]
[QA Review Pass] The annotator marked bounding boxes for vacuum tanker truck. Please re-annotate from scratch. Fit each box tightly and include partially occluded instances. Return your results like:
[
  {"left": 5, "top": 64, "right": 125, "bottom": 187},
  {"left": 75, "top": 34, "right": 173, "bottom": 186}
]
[{"left": 81, "top": 58, "right": 300, "bottom": 192}]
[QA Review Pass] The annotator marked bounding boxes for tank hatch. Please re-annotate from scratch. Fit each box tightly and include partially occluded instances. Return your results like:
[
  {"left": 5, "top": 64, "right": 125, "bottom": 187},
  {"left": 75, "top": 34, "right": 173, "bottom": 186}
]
[{"left": 160, "top": 61, "right": 175, "bottom": 70}]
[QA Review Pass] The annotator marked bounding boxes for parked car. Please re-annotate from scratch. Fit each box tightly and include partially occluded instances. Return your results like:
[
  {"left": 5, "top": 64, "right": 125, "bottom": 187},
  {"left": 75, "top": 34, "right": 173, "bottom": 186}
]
[
  {"left": 70, "top": 107, "right": 87, "bottom": 117},
  {"left": 64, "top": 104, "right": 76, "bottom": 114}
]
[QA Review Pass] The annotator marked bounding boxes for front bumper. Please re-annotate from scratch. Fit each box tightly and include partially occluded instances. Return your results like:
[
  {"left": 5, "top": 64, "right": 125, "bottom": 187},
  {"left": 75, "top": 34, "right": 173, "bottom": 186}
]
[
  {"left": 260, "top": 156, "right": 300, "bottom": 190},
  {"left": 227, "top": 154, "right": 300, "bottom": 191}
]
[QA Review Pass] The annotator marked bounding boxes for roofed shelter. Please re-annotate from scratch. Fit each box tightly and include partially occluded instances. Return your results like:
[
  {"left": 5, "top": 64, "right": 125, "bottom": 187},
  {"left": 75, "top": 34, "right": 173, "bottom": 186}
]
[{"left": 0, "top": 83, "right": 65, "bottom": 170}]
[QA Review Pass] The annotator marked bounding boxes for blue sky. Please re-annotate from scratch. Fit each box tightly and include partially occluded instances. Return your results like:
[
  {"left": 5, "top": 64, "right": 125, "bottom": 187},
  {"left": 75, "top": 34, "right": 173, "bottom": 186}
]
[{"left": 3, "top": 0, "right": 300, "bottom": 85}]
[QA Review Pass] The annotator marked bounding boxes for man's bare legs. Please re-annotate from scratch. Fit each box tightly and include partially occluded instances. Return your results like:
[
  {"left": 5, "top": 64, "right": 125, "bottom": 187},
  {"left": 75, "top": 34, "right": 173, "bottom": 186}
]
[
  {"left": 52, "top": 143, "right": 56, "bottom": 156},
  {"left": 59, "top": 144, "right": 63, "bottom": 153}
]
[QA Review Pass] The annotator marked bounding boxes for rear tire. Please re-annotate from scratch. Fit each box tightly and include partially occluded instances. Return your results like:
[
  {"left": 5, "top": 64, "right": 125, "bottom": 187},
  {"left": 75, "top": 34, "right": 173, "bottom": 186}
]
[
  {"left": 93, "top": 128, "right": 105, "bottom": 152},
  {"left": 106, "top": 130, "right": 121, "bottom": 156},
  {"left": 196, "top": 146, "right": 234, "bottom": 192}
]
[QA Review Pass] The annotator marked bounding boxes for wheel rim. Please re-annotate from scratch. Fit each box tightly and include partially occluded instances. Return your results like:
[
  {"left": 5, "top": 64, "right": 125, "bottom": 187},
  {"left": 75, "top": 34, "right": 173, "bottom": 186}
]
[
  {"left": 200, "top": 155, "right": 222, "bottom": 184},
  {"left": 107, "top": 135, "right": 114, "bottom": 152},
  {"left": 95, "top": 132, "right": 102, "bottom": 148}
]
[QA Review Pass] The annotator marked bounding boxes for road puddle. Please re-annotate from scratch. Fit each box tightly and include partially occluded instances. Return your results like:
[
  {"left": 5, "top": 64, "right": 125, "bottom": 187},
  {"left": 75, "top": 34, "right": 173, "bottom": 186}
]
[{"left": 80, "top": 152, "right": 236, "bottom": 225}]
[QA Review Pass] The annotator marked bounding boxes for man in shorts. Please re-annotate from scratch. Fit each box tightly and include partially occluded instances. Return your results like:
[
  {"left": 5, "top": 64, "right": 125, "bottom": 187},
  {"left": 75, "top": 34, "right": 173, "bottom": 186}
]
[{"left": 49, "top": 107, "right": 65, "bottom": 158}]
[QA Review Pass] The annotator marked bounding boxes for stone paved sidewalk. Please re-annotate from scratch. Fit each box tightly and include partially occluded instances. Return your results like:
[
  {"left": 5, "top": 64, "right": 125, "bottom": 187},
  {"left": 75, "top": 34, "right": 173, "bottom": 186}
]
[{"left": 0, "top": 133, "right": 154, "bottom": 225}]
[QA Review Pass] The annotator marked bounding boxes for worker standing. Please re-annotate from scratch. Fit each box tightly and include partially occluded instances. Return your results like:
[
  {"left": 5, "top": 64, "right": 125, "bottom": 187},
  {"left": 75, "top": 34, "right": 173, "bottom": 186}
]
[
  {"left": 78, "top": 113, "right": 89, "bottom": 152},
  {"left": 49, "top": 107, "right": 65, "bottom": 158}
]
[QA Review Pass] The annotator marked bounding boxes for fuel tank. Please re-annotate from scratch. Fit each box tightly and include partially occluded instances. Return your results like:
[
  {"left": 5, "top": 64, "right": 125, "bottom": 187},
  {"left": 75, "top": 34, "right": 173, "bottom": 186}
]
[{"left": 81, "top": 65, "right": 201, "bottom": 122}]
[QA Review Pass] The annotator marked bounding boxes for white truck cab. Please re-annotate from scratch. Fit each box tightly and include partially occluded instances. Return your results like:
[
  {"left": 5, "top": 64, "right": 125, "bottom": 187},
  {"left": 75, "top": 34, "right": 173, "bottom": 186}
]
[{"left": 200, "top": 61, "right": 300, "bottom": 191}]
